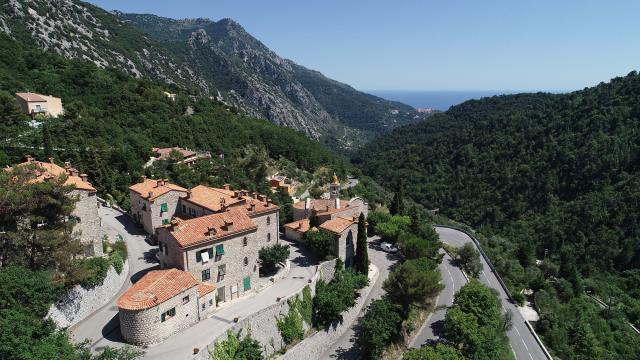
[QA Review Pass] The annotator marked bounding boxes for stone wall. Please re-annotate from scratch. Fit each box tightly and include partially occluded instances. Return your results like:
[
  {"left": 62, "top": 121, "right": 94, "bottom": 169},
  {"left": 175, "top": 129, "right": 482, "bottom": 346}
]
[
  {"left": 193, "top": 259, "right": 337, "bottom": 360},
  {"left": 120, "top": 285, "right": 200, "bottom": 346},
  {"left": 71, "top": 190, "right": 102, "bottom": 257},
  {"left": 278, "top": 264, "right": 379, "bottom": 360},
  {"left": 46, "top": 260, "right": 129, "bottom": 328}
]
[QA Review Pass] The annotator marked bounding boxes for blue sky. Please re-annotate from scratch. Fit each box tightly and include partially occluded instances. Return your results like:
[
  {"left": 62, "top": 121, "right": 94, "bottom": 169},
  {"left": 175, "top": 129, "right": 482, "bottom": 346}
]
[{"left": 89, "top": 0, "right": 640, "bottom": 91}]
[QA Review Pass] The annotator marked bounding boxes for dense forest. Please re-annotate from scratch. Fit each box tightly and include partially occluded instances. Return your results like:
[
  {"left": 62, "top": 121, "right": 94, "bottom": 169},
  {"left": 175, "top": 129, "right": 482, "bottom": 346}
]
[
  {"left": 0, "top": 33, "right": 351, "bottom": 208},
  {"left": 356, "top": 73, "right": 640, "bottom": 359}
]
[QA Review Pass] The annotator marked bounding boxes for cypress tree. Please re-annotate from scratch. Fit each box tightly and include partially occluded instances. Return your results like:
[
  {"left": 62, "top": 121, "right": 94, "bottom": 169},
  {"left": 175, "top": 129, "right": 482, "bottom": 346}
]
[{"left": 355, "top": 212, "right": 369, "bottom": 275}]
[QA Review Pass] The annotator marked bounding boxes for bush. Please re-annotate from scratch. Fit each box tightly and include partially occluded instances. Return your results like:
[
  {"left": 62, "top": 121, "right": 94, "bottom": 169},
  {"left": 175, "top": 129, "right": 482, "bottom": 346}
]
[
  {"left": 304, "top": 230, "right": 336, "bottom": 260},
  {"left": 356, "top": 298, "right": 403, "bottom": 360},
  {"left": 79, "top": 257, "right": 111, "bottom": 289},
  {"left": 259, "top": 244, "right": 290, "bottom": 273},
  {"left": 211, "top": 330, "right": 262, "bottom": 360},
  {"left": 277, "top": 298, "right": 305, "bottom": 345},
  {"left": 112, "top": 238, "right": 128, "bottom": 259},
  {"left": 110, "top": 251, "right": 124, "bottom": 275},
  {"left": 314, "top": 268, "right": 369, "bottom": 327}
]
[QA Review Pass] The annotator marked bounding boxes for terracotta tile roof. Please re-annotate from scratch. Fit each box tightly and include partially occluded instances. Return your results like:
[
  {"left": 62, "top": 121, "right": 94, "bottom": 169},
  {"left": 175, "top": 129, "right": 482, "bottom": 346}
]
[
  {"left": 11, "top": 158, "right": 96, "bottom": 192},
  {"left": 129, "top": 178, "right": 187, "bottom": 200},
  {"left": 242, "top": 197, "right": 279, "bottom": 216},
  {"left": 198, "top": 283, "right": 216, "bottom": 297},
  {"left": 152, "top": 147, "right": 197, "bottom": 160},
  {"left": 168, "top": 208, "right": 257, "bottom": 248},
  {"left": 319, "top": 216, "right": 356, "bottom": 234},
  {"left": 293, "top": 198, "right": 353, "bottom": 216},
  {"left": 117, "top": 269, "right": 199, "bottom": 311},
  {"left": 15, "top": 92, "right": 46, "bottom": 102},
  {"left": 182, "top": 185, "right": 244, "bottom": 212},
  {"left": 284, "top": 219, "right": 310, "bottom": 233}
]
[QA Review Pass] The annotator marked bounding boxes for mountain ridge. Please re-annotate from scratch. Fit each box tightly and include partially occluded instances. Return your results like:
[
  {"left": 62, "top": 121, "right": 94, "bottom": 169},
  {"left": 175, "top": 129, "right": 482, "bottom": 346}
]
[{"left": 0, "top": 0, "right": 428, "bottom": 149}]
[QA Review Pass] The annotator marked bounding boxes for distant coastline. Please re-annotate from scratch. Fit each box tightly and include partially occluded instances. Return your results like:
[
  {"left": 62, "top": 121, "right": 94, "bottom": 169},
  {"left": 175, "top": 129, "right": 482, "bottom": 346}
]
[{"left": 368, "top": 90, "right": 561, "bottom": 111}]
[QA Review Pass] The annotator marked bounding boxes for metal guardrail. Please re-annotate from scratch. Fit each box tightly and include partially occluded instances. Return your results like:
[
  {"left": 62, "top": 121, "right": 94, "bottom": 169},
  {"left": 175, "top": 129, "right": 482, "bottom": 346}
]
[{"left": 434, "top": 224, "right": 554, "bottom": 360}]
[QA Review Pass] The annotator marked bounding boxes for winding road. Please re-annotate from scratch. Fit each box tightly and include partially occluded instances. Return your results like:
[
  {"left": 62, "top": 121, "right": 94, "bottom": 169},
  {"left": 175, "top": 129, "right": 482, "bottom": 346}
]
[{"left": 410, "top": 227, "right": 549, "bottom": 360}]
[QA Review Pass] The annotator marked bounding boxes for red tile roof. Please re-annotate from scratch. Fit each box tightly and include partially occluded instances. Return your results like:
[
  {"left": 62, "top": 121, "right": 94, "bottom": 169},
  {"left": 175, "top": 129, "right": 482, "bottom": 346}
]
[
  {"left": 182, "top": 185, "right": 244, "bottom": 212},
  {"left": 152, "top": 147, "right": 197, "bottom": 160},
  {"left": 117, "top": 269, "right": 199, "bottom": 311},
  {"left": 129, "top": 178, "right": 187, "bottom": 201},
  {"left": 319, "top": 216, "right": 356, "bottom": 234},
  {"left": 284, "top": 219, "right": 310, "bottom": 233},
  {"left": 292, "top": 198, "right": 353, "bottom": 216},
  {"left": 11, "top": 158, "right": 96, "bottom": 192},
  {"left": 198, "top": 283, "right": 216, "bottom": 297},
  {"left": 168, "top": 208, "right": 257, "bottom": 248},
  {"left": 15, "top": 92, "right": 46, "bottom": 102}
]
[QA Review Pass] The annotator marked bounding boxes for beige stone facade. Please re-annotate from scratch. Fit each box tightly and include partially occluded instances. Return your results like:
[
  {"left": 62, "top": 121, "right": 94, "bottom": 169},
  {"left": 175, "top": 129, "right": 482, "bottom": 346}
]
[
  {"left": 15, "top": 92, "right": 64, "bottom": 117},
  {"left": 71, "top": 189, "right": 103, "bottom": 257},
  {"left": 129, "top": 178, "right": 188, "bottom": 236},
  {"left": 117, "top": 269, "right": 216, "bottom": 346}
]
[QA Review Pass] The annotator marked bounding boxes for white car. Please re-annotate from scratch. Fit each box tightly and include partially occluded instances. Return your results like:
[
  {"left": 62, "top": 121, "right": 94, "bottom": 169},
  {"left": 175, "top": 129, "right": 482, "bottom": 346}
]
[{"left": 380, "top": 242, "right": 398, "bottom": 253}]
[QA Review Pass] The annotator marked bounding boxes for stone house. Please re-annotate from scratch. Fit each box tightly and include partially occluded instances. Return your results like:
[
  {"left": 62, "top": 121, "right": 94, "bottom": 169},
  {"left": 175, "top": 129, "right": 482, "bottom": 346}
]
[
  {"left": 129, "top": 177, "right": 188, "bottom": 236},
  {"left": 117, "top": 268, "right": 216, "bottom": 346},
  {"left": 11, "top": 156, "right": 102, "bottom": 257},
  {"left": 150, "top": 147, "right": 211, "bottom": 167},
  {"left": 130, "top": 180, "right": 279, "bottom": 249},
  {"left": 285, "top": 175, "right": 366, "bottom": 265},
  {"left": 15, "top": 92, "right": 64, "bottom": 117},
  {"left": 156, "top": 208, "right": 260, "bottom": 303}
]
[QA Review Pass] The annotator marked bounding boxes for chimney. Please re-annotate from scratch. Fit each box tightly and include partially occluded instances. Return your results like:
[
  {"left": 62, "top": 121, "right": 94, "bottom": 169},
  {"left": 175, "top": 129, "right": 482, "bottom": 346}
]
[
  {"left": 207, "top": 226, "right": 217, "bottom": 236},
  {"left": 48, "top": 157, "right": 54, "bottom": 164},
  {"left": 140, "top": 175, "right": 147, "bottom": 183},
  {"left": 156, "top": 179, "right": 163, "bottom": 187},
  {"left": 305, "top": 198, "right": 311, "bottom": 210},
  {"left": 297, "top": 222, "right": 303, "bottom": 230},
  {"left": 24, "top": 154, "right": 33, "bottom": 163},
  {"left": 223, "top": 184, "right": 230, "bottom": 191},
  {"left": 267, "top": 198, "right": 272, "bottom": 206},
  {"left": 223, "top": 220, "right": 234, "bottom": 232},
  {"left": 187, "top": 189, "right": 192, "bottom": 199},
  {"left": 148, "top": 191, "right": 154, "bottom": 198},
  {"left": 80, "top": 174, "right": 88, "bottom": 183},
  {"left": 64, "top": 161, "right": 71, "bottom": 169},
  {"left": 252, "top": 192, "right": 257, "bottom": 199},
  {"left": 335, "top": 198, "right": 341, "bottom": 209},
  {"left": 258, "top": 194, "right": 266, "bottom": 202}
]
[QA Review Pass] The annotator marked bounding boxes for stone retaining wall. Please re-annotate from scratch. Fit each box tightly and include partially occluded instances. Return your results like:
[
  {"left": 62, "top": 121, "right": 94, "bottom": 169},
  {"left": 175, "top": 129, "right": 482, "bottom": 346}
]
[
  {"left": 47, "top": 260, "right": 129, "bottom": 328},
  {"left": 278, "top": 264, "right": 379, "bottom": 360},
  {"left": 193, "top": 259, "right": 336, "bottom": 360}
]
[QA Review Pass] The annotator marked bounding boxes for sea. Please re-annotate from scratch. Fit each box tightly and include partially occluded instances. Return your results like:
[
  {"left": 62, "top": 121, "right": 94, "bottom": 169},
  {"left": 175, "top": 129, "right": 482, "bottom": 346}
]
[{"left": 367, "top": 90, "right": 524, "bottom": 111}]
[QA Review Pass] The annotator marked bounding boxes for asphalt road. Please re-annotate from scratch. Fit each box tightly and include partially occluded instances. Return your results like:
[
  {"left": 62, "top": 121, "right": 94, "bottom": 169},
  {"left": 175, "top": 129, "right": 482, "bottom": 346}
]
[
  {"left": 320, "top": 236, "right": 400, "bottom": 359},
  {"left": 70, "top": 206, "right": 157, "bottom": 348},
  {"left": 415, "top": 227, "right": 549, "bottom": 360}
]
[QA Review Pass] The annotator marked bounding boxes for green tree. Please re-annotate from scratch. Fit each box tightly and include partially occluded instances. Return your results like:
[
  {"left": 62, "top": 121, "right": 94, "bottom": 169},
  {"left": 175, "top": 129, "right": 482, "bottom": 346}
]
[
  {"left": 390, "top": 181, "right": 404, "bottom": 216},
  {"left": 356, "top": 298, "right": 402, "bottom": 360},
  {"left": 258, "top": 244, "right": 290, "bottom": 273},
  {"left": 354, "top": 213, "right": 369, "bottom": 275},
  {"left": 211, "top": 330, "right": 263, "bottom": 360},
  {"left": 304, "top": 229, "right": 335, "bottom": 260},
  {"left": 457, "top": 243, "right": 482, "bottom": 278},
  {"left": 403, "top": 343, "right": 464, "bottom": 360},
  {"left": 383, "top": 259, "right": 443, "bottom": 313}
]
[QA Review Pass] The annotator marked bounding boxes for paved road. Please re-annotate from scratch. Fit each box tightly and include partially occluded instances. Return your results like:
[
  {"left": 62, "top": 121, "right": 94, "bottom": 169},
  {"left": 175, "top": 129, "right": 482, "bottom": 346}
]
[
  {"left": 321, "top": 236, "right": 400, "bottom": 359},
  {"left": 409, "top": 250, "right": 467, "bottom": 348},
  {"left": 70, "top": 206, "right": 157, "bottom": 346},
  {"left": 414, "top": 227, "right": 548, "bottom": 360}
]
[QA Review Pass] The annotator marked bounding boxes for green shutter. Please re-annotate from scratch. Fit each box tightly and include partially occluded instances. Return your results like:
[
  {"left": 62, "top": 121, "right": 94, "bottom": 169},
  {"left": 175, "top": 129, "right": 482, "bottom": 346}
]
[
  {"left": 196, "top": 251, "right": 202, "bottom": 262},
  {"left": 215, "top": 244, "right": 224, "bottom": 255},
  {"left": 208, "top": 248, "right": 214, "bottom": 258},
  {"left": 161, "top": 313, "right": 166, "bottom": 322},
  {"left": 162, "top": 218, "right": 169, "bottom": 225},
  {"left": 160, "top": 203, "right": 168, "bottom": 212},
  {"left": 243, "top": 276, "right": 251, "bottom": 291}
]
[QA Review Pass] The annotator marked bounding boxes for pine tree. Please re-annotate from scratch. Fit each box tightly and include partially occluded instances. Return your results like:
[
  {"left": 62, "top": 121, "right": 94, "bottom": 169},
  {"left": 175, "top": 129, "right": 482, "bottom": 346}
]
[
  {"left": 354, "top": 212, "right": 369, "bottom": 275},
  {"left": 390, "top": 181, "right": 404, "bottom": 215}
]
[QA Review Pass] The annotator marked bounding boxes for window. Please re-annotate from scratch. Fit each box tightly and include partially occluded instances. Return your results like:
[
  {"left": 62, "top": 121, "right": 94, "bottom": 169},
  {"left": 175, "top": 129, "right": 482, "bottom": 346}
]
[
  {"left": 182, "top": 205, "right": 186, "bottom": 213},
  {"left": 217, "top": 265, "right": 226, "bottom": 282},
  {"left": 202, "top": 269, "right": 211, "bottom": 281},
  {"left": 162, "top": 218, "right": 169, "bottom": 225},
  {"left": 182, "top": 296, "right": 190, "bottom": 304},
  {"left": 243, "top": 276, "right": 251, "bottom": 291},
  {"left": 160, "top": 307, "right": 176, "bottom": 322},
  {"left": 215, "top": 244, "right": 224, "bottom": 261},
  {"left": 160, "top": 243, "right": 169, "bottom": 257},
  {"left": 160, "top": 203, "right": 168, "bottom": 212},
  {"left": 244, "top": 257, "right": 248, "bottom": 266},
  {"left": 267, "top": 233, "right": 271, "bottom": 242},
  {"left": 202, "top": 303, "right": 205, "bottom": 310},
  {"left": 209, "top": 299, "right": 213, "bottom": 307},
  {"left": 266, "top": 216, "right": 271, "bottom": 225},
  {"left": 243, "top": 237, "right": 248, "bottom": 246},
  {"left": 196, "top": 248, "right": 214, "bottom": 263},
  {"left": 142, "top": 203, "right": 147, "bottom": 211}
]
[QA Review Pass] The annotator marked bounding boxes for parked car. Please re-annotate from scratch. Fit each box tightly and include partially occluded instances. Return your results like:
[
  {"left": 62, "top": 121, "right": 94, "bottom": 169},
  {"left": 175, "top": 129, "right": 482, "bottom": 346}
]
[{"left": 380, "top": 242, "right": 398, "bottom": 253}]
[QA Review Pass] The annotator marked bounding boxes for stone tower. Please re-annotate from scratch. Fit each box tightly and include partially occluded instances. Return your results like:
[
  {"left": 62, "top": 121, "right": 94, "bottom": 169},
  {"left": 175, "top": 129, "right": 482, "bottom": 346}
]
[{"left": 329, "top": 173, "right": 340, "bottom": 199}]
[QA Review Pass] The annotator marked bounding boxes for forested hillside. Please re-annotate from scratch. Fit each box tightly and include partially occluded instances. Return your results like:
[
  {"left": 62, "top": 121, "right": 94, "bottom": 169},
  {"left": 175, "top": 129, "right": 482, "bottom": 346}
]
[
  {"left": 356, "top": 72, "right": 640, "bottom": 359},
  {"left": 0, "top": 33, "right": 350, "bottom": 207}
]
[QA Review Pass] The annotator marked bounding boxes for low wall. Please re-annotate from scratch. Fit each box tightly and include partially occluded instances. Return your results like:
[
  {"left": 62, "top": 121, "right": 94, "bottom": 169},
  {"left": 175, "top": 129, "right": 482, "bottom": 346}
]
[
  {"left": 278, "top": 264, "right": 379, "bottom": 360},
  {"left": 193, "top": 259, "right": 337, "bottom": 359},
  {"left": 47, "top": 260, "right": 129, "bottom": 328}
]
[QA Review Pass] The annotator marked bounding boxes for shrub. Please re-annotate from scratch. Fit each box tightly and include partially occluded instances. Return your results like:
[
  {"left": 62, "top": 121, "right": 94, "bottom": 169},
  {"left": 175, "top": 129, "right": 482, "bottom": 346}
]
[
  {"left": 356, "top": 298, "right": 403, "bottom": 360},
  {"left": 79, "top": 257, "right": 110, "bottom": 289},
  {"left": 277, "top": 298, "right": 305, "bottom": 345},
  {"left": 211, "top": 330, "right": 262, "bottom": 360},
  {"left": 259, "top": 244, "right": 290, "bottom": 272},
  {"left": 112, "top": 238, "right": 128, "bottom": 259},
  {"left": 110, "top": 251, "right": 124, "bottom": 275},
  {"left": 304, "top": 230, "right": 335, "bottom": 260},
  {"left": 314, "top": 268, "right": 369, "bottom": 326}
]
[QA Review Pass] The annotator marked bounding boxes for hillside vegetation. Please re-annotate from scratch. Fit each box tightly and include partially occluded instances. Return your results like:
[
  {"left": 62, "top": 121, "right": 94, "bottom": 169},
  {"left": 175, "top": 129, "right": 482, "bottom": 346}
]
[
  {"left": 0, "top": 33, "right": 350, "bottom": 207},
  {"left": 356, "top": 72, "right": 640, "bottom": 359}
]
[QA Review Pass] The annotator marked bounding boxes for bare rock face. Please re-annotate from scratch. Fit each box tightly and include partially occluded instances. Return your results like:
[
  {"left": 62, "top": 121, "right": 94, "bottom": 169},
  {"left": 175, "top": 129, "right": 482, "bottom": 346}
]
[{"left": 1, "top": 1, "right": 428, "bottom": 148}]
